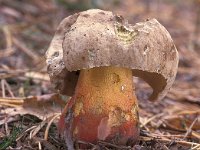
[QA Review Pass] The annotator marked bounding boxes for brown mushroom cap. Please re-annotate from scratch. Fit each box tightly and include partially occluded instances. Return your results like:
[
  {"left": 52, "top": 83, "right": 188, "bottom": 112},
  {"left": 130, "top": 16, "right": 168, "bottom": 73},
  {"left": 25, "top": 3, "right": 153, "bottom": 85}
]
[{"left": 46, "top": 9, "right": 179, "bottom": 101}]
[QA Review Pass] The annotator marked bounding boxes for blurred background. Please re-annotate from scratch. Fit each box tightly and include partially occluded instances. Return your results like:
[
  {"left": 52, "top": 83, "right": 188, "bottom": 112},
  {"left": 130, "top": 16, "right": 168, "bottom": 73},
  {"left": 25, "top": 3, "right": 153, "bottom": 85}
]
[{"left": 0, "top": 0, "right": 200, "bottom": 149}]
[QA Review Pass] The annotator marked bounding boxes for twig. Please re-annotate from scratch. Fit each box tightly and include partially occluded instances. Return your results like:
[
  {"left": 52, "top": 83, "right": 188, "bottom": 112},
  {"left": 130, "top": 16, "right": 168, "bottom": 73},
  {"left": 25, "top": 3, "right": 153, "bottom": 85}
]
[
  {"left": 0, "top": 68, "right": 28, "bottom": 79},
  {"left": 183, "top": 116, "right": 199, "bottom": 139},
  {"left": 1, "top": 79, "right": 15, "bottom": 98},
  {"left": 1, "top": 80, "right": 6, "bottom": 97},
  {"left": 194, "top": 0, "right": 200, "bottom": 44},
  {"left": 3, "top": 26, "right": 12, "bottom": 48},
  {"left": 0, "top": 48, "right": 15, "bottom": 58},
  {"left": 192, "top": 131, "right": 200, "bottom": 140},
  {"left": 0, "top": 102, "right": 22, "bottom": 107},
  {"left": 0, "top": 26, "right": 15, "bottom": 58},
  {"left": 44, "top": 114, "right": 60, "bottom": 140},
  {"left": 30, "top": 114, "right": 60, "bottom": 140},
  {"left": 191, "top": 144, "right": 200, "bottom": 150},
  {"left": 5, "top": 119, "right": 9, "bottom": 136},
  {"left": 0, "top": 22, "right": 29, "bottom": 33},
  {"left": 4, "top": 80, "right": 15, "bottom": 98},
  {"left": 77, "top": 140, "right": 95, "bottom": 146},
  {"left": 140, "top": 113, "right": 164, "bottom": 128},
  {"left": 13, "top": 37, "right": 40, "bottom": 63},
  {"left": 0, "top": 69, "right": 48, "bottom": 80},
  {"left": 25, "top": 72, "right": 49, "bottom": 81},
  {"left": 16, "top": 126, "right": 37, "bottom": 141},
  {"left": 140, "top": 136, "right": 200, "bottom": 147},
  {"left": 38, "top": 141, "right": 42, "bottom": 150},
  {"left": 177, "top": 110, "right": 200, "bottom": 115},
  {"left": 151, "top": 133, "right": 191, "bottom": 138},
  {"left": 0, "top": 97, "right": 24, "bottom": 104}
]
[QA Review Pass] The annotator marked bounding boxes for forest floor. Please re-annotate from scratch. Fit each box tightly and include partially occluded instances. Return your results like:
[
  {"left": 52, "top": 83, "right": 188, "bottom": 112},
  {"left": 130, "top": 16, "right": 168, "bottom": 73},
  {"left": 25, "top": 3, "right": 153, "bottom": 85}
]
[{"left": 0, "top": 0, "right": 200, "bottom": 149}]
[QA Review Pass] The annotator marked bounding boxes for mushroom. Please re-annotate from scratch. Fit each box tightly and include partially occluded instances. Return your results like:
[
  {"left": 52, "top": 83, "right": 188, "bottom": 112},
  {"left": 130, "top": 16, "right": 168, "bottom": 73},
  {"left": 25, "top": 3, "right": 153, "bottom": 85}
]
[{"left": 46, "top": 9, "right": 179, "bottom": 148}]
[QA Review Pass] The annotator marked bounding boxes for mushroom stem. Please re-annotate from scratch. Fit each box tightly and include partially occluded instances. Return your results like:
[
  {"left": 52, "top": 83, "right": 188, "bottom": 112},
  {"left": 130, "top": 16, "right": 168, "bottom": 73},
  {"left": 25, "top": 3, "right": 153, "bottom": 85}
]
[{"left": 60, "top": 66, "right": 139, "bottom": 146}]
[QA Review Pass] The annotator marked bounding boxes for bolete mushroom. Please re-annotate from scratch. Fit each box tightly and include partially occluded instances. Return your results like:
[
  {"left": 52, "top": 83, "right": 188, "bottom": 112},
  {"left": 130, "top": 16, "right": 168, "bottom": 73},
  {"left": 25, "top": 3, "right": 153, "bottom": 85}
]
[{"left": 46, "top": 9, "right": 178, "bottom": 148}]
